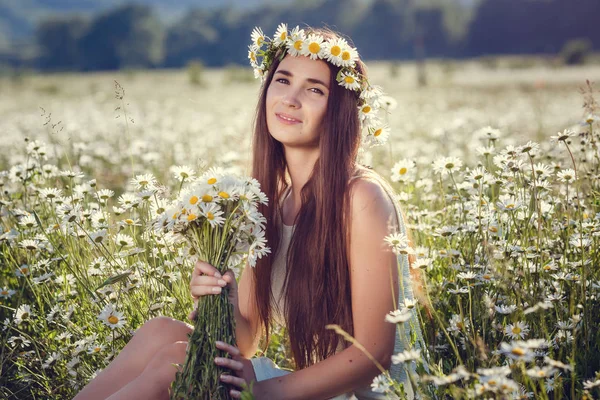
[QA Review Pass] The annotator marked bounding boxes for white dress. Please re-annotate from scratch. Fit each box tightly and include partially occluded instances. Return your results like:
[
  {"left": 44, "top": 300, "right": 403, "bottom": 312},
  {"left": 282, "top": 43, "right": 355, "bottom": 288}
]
[{"left": 250, "top": 178, "right": 426, "bottom": 399}]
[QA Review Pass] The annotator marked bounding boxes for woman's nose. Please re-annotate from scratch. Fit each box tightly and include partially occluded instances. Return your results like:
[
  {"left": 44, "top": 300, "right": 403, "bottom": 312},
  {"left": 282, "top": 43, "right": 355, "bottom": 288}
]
[{"left": 282, "top": 91, "right": 301, "bottom": 109}]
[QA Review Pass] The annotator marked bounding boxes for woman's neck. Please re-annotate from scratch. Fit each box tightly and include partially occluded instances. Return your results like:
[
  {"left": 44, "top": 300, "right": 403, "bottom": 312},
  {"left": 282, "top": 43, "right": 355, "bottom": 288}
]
[{"left": 282, "top": 145, "right": 319, "bottom": 224}]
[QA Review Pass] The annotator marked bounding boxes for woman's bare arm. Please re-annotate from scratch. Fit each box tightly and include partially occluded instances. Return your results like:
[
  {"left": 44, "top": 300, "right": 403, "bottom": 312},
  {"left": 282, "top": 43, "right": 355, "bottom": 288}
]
[{"left": 236, "top": 262, "right": 262, "bottom": 358}]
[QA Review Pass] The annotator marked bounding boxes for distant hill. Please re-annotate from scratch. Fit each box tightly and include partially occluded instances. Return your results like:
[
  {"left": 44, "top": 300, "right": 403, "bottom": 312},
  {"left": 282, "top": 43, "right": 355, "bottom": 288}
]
[{"left": 0, "top": 0, "right": 292, "bottom": 45}]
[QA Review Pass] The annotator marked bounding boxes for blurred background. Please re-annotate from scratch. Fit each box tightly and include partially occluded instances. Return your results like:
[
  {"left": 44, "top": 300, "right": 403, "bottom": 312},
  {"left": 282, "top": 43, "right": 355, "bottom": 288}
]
[{"left": 1, "top": 0, "right": 599, "bottom": 73}]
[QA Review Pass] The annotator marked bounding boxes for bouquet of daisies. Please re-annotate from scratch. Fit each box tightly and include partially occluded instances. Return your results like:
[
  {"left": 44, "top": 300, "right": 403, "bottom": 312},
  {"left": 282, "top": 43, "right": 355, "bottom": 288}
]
[{"left": 151, "top": 168, "right": 270, "bottom": 400}]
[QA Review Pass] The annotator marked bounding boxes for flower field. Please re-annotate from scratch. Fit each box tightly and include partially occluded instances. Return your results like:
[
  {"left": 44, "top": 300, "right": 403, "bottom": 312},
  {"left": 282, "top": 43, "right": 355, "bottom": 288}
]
[{"left": 1, "top": 59, "right": 600, "bottom": 399}]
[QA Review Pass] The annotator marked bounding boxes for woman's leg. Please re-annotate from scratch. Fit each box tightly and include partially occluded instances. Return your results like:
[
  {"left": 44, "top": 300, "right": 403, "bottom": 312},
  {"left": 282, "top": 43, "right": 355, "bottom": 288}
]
[
  {"left": 105, "top": 341, "right": 189, "bottom": 400},
  {"left": 73, "top": 316, "right": 192, "bottom": 400}
]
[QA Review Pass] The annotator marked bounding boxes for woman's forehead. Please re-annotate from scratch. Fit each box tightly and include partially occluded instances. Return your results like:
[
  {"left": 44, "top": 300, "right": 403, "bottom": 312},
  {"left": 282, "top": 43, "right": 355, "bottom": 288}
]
[{"left": 276, "top": 55, "right": 330, "bottom": 83}]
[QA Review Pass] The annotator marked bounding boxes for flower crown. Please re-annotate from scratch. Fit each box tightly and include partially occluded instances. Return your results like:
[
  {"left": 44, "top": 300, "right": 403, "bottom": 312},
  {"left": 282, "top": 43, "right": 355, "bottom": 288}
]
[{"left": 248, "top": 23, "right": 392, "bottom": 147}]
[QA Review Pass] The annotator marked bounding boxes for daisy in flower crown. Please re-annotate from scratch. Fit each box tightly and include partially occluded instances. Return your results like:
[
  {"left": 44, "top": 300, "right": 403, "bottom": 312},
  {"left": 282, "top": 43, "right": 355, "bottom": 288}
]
[{"left": 74, "top": 23, "right": 425, "bottom": 400}]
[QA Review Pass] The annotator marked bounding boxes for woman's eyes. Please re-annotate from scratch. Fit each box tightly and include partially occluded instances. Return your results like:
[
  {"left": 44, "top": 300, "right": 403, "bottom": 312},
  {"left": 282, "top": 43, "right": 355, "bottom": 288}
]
[{"left": 275, "top": 78, "right": 325, "bottom": 96}]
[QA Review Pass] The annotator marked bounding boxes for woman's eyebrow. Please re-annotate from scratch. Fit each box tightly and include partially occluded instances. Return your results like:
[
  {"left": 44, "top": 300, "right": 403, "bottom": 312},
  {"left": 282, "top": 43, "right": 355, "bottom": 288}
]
[{"left": 275, "top": 69, "right": 329, "bottom": 89}]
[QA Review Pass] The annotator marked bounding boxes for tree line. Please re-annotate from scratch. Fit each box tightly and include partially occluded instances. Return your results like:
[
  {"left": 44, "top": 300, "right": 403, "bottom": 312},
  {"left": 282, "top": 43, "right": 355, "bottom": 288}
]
[{"left": 33, "top": 0, "right": 600, "bottom": 72}]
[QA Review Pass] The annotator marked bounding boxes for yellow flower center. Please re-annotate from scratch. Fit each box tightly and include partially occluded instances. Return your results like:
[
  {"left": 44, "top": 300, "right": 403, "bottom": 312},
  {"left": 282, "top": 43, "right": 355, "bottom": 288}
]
[
  {"left": 202, "top": 194, "right": 213, "bottom": 202},
  {"left": 506, "top": 204, "right": 515, "bottom": 209},
  {"left": 187, "top": 214, "right": 197, "bottom": 221},
  {"left": 207, "top": 212, "right": 214, "bottom": 220},
  {"left": 250, "top": 52, "right": 256, "bottom": 62},
  {"left": 1, "top": 290, "right": 7, "bottom": 295},
  {"left": 294, "top": 40, "right": 302, "bottom": 51},
  {"left": 511, "top": 347, "right": 526, "bottom": 356},
  {"left": 344, "top": 76, "right": 355, "bottom": 84},
  {"left": 256, "top": 37, "right": 264, "bottom": 46},
  {"left": 543, "top": 264, "right": 552, "bottom": 271},
  {"left": 94, "top": 347, "right": 101, "bottom": 352},
  {"left": 489, "top": 226, "right": 498, "bottom": 233},
  {"left": 21, "top": 268, "right": 29, "bottom": 274},
  {"left": 362, "top": 105, "right": 371, "bottom": 114},
  {"left": 108, "top": 315, "right": 119, "bottom": 325},
  {"left": 125, "top": 219, "right": 134, "bottom": 224},
  {"left": 512, "top": 326, "right": 522, "bottom": 334},
  {"left": 189, "top": 196, "right": 199, "bottom": 205},
  {"left": 308, "top": 42, "right": 320, "bottom": 54},
  {"left": 342, "top": 51, "right": 351, "bottom": 61},
  {"left": 399, "top": 167, "right": 407, "bottom": 175},
  {"left": 22, "top": 312, "right": 29, "bottom": 319},
  {"left": 456, "top": 321, "right": 464, "bottom": 329},
  {"left": 279, "top": 32, "right": 287, "bottom": 41},
  {"left": 218, "top": 191, "right": 230, "bottom": 199},
  {"left": 172, "top": 212, "right": 178, "bottom": 220},
  {"left": 207, "top": 178, "right": 217, "bottom": 185},
  {"left": 330, "top": 45, "right": 341, "bottom": 56},
  {"left": 482, "top": 274, "right": 492, "bottom": 280},
  {"left": 374, "top": 128, "right": 383, "bottom": 137}
]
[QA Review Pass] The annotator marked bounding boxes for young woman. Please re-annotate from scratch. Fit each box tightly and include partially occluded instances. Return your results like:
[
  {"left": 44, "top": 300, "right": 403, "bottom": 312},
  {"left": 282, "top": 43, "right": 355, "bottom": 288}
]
[{"left": 74, "top": 25, "right": 425, "bottom": 400}]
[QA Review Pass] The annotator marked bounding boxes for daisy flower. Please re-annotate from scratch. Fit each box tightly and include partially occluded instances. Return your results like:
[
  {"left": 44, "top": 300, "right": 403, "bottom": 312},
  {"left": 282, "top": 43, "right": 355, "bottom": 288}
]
[
  {"left": 392, "top": 349, "right": 421, "bottom": 364},
  {"left": 339, "top": 45, "right": 358, "bottom": 68},
  {"left": 358, "top": 100, "right": 378, "bottom": 123},
  {"left": 39, "top": 187, "right": 62, "bottom": 200},
  {"left": 338, "top": 71, "right": 361, "bottom": 91},
  {"left": 323, "top": 37, "right": 350, "bottom": 67},
  {"left": 433, "top": 156, "right": 463, "bottom": 176},
  {"left": 114, "top": 233, "right": 134, "bottom": 248},
  {"left": 171, "top": 165, "right": 196, "bottom": 182},
  {"left": 251, "top": 27, "right": 266, "bottom": 47},
  {"left": 385, "top": 308, "right": 412, "bottom": 324},
  {"left": 19, "top": 239, "right": 39, "bottom": 251},
  {"left": 391, "top": 159, "right": 416, "bottom": 183},
  {"left": 384, "top": 232, "right": 409, "bottom": 253},
  {"left": 199, "top": 203, "right": 226, "bottom": 227},
  {"left": 96, "top": 189, "right": 115, "bottom": 201},
  {"left": 0, "top": 287, "right": 16, "bottom": 299},
  {"left": 248, "top": 45, "right": 259, "bottom": 68},
  {"left": 301, "top": 33, "right": 325, "bottom": 60},
  {"left": 273, "top": 23, "right": 288, "bottom": 46},
  {"left": 14, "top": 304, "right": 33, "bottom": 324},
  {"left": 131, "top": 173, "right": 157, "bottom": 190},
  {"left": 550, "top": 129, "right": 575, "bottom": 142},
  {"left": 18, "top": 215, "right": 37, "bottom": 229},
  {"left": 505, "top": 321, "right": 530, "bottom": 340},
  {"left": 97, "top": 304, "right": 126, "bottom": 330},
  {"left": 557, "top": 169, "right": 576, "bottom": 183},
  {"left": 370, "top": 374, "right": 392, "bottom": 393},
  {"left": 412, "top": 257, "right": 432, "bottom": 270},
  {"left": 286, "top": 26, "right": 306, "bottom": 57},
  {"left": 15, "top": 264, "right": 31, "bottom": 277}
]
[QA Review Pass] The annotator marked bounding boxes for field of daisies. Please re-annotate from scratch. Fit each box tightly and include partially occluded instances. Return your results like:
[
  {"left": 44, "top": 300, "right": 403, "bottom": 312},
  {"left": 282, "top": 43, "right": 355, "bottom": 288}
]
[{"left": 1, "top": 59, "right": 600, "bottom": 399}]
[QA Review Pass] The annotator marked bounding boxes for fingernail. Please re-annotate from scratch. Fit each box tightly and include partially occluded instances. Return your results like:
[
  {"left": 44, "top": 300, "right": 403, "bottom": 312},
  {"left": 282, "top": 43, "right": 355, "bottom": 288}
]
[
  {"left": 215, "top": 340, "right": 224, "bottom": 345},
  {"left": 212, "top": 287, "right": 221, "bottom": 293},
  {"left": 218, "top": 279, "right": 226, "bottom": 286},
  {"left": 215, "top": 357, "right": 224, "bottom": 363},
  {"left": 214, "top": 272, "right": 222, "bottom": 278}
]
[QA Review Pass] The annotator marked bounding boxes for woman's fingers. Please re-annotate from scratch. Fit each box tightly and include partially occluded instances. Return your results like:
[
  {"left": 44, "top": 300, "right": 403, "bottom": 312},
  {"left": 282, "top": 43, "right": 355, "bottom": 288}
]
[
  {"left": 190, "top": 283, "right": 227, "bottom": 297},
  {"left": 220, "top": 374, "right": 247, "bottom": 389},
  {"left": 214, "top": 357, "right": 244, "bottom": 371},
  {"left": 215, "top": 340, "right": 240, "bottom": 356},
  {"left": 193, "top": 260, "right": 222, "bottom": 278}
]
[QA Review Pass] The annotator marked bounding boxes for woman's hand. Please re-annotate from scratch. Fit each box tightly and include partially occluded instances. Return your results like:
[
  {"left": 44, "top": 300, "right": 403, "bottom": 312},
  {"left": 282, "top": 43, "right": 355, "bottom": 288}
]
[
  {"left": 215, "top": 340, "right": 257, "bottom": 399},
  {"left": 188, "top": 260, "right": 239, "bottom": 321}
]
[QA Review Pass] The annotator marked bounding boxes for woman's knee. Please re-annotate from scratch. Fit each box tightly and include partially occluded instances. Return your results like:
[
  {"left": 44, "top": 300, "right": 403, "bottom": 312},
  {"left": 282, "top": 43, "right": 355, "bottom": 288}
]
[{"left": 134, "top": 316, "right": 192, "bottom": 343}]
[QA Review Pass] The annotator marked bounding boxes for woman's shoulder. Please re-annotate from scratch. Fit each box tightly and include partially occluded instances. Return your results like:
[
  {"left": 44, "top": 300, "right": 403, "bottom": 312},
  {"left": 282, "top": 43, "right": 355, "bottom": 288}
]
[{"left": 348, "top": 165, "right": 397, "bottom": 221}]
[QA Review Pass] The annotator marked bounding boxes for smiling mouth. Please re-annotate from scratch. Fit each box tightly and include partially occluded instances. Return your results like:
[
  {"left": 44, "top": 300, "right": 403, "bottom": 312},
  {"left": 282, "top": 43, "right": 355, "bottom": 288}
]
[{"left": 276, "top": 113, "right": 302, "bottom": 124}]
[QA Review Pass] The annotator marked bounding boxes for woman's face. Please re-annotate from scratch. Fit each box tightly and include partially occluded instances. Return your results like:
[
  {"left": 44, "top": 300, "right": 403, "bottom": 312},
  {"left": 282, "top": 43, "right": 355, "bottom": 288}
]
[{"left": 266, "top": 54, "right": 331, "bottom": 148}]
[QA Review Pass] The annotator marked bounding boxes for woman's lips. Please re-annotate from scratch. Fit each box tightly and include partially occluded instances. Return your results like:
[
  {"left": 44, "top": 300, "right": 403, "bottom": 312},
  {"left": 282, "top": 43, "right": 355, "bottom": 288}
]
[{"left": 276, "top": 113, "right": 302, "bottom": 125}]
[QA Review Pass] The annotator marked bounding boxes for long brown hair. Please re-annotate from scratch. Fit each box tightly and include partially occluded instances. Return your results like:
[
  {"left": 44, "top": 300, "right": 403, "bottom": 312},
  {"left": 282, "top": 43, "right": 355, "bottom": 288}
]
[{"left": 250, "top": 27, "right": 367, "bottom": 370}]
